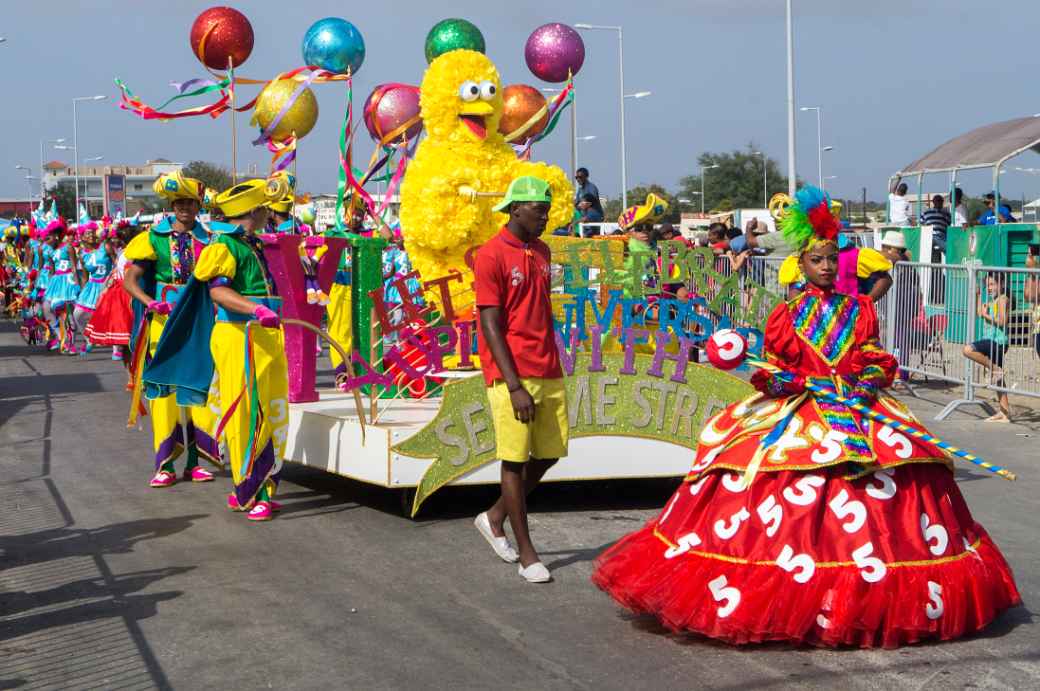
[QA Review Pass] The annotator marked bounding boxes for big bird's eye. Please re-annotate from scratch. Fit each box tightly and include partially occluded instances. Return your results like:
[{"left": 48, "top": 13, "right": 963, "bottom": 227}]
[
  {"left": 479, "top": 81, "right": 497, "bottom": 100},
  {"left": 459, "top": 81, "right": 480, "bottom": 102}
]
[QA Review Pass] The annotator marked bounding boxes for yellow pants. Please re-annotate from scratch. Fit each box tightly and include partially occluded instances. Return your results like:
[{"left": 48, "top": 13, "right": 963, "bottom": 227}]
[
  {"left": 486, "top": 377, "right": 569, "bottom": 463},
  {"left": 211, "top": 321, "right": 289, "bottom": 507},
  {"left": 327, "top": 282, "right": 352, "bottom": 371},
  {"left": 148, "top": 313, "right": 221, "bottom": 472}
]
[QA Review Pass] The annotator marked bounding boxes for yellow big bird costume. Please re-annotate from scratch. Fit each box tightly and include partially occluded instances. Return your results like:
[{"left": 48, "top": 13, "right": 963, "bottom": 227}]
[{"left": 399, "top": 50, "right": 573, "bottom": 315}]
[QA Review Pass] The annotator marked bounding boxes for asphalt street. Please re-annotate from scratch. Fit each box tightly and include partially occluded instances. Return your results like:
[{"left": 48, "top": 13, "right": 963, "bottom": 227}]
[{"left": 0, "top": 320, "right": 1037, "bottom": 690}]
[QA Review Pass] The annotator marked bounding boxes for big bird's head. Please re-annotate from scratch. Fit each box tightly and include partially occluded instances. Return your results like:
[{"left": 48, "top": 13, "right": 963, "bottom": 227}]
[{"left": 420, "top": 50, "right": 504, "bottom": 145}]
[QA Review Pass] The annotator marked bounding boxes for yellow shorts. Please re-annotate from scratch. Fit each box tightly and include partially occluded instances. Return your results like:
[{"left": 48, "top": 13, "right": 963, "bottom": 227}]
[{"left": 487, "top": 377, "right": 569, "bottom": 463}]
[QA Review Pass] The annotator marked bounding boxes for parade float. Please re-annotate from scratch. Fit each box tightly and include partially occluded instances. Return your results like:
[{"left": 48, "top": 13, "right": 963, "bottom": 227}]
[{"left": 116, "top": 9, "right": 779, "bottom": 514}]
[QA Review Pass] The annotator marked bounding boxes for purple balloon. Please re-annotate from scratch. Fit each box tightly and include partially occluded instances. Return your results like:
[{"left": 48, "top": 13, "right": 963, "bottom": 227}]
[{"left": 525, "top": 23, "right": 585, "bottom": 83}]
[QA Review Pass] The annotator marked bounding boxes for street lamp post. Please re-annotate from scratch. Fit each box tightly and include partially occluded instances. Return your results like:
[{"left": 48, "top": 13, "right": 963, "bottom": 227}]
[
  {"left": 72, "top": 95, "right": 106, "bottom": 221},
  {"left": 576, "top": 24, "right": 638, "bottom": 209},
  {"left": 785, "top": 0, "right": 796, "bottom": 196},
  {"left": 820, "top": 148, "right": 835, "bottom": 190},
  {"left": 39, "top": 138, "right": 66, "bottom": 200},
  {"left": 800, "top": 106, "right": 824, "bottom": 187},
  {"left": 15, "top": 166, "right": 33, "bottom": 212},
  {"left": 701, "top": 164, "right": 719, "bottom": 215}
]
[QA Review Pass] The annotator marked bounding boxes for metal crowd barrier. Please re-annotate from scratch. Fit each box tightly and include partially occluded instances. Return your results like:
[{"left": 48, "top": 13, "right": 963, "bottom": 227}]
[{"left": 882, "top": 261, "right": 1040, "bottom": 419}]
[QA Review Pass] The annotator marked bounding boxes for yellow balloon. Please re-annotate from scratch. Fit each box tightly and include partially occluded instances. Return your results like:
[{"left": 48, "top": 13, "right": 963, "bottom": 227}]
[{"left": 252, "top": 78, "right": 319, "bottom": 141}]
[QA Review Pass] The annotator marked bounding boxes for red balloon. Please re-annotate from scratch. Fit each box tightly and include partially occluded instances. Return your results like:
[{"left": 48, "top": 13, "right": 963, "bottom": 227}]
[
  {"left": 190, "top": 6, "right": 254, "bottom": 70},
  {"left": 363, "top": 84, "right": 422, "bottom": 144},
  {"left": 706, "top": 329, "right": 748, "bottom": 371}
]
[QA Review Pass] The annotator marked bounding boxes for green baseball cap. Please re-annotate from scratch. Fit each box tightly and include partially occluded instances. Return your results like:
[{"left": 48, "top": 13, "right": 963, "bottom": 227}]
[{"left": 493, "top": 175, "right": 552, "bottom": 212}]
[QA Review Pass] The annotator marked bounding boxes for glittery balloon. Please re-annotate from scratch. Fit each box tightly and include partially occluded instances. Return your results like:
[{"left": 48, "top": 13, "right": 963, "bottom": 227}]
[
  {"left": 190, "top": 6, "right": 254, "bottom": 70},
  {"left": 301, "top": 17, "right": 366, "bottom": 75},
  {"left": 252, "top": 79, "right": 319, "bottom": 141},
  {"left": 497, "top": 84, "right": 548, "bottom": 140},
  {"left": 525, "top": 23, "right": 585, "bottom": 83},
  {"left": 424, "top": 18, "right": 485, "bottom": 64},
  {"left": 363, "top": 84, "right": 422, "bottom": 143}
]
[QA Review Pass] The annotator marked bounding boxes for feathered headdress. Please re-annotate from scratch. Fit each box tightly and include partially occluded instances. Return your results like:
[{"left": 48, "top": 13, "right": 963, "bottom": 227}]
[{"left": 774, "top": 185, "right": 841, "bottom": 252}]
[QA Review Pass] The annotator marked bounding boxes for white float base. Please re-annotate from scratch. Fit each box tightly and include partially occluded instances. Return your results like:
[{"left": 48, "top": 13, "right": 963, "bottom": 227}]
[{"left": 284, "top": 392, "right": 691, "bottom": 489}]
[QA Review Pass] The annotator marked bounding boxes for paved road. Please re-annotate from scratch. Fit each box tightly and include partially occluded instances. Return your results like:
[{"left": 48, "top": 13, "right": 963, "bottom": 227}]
[{"left": 0, "top": 321, "right": 1037, "bottom": 690}]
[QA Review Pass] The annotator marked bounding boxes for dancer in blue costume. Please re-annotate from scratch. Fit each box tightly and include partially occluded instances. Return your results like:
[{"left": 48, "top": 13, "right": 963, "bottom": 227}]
[
  {"left": 73, "top": 227, "right": 116, "bottom": 352},
  {"left": 43, "top": 226, "right": 81, "bottom": 354}
]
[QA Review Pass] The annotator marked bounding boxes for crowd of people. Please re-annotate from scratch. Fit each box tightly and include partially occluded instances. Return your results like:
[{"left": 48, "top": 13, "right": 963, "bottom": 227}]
[{"left": 0, "top": 170, "right": 429, "bottom": 520}]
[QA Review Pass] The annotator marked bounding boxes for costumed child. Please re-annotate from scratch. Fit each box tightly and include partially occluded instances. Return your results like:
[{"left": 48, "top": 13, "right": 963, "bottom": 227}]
[
  {"left": 123, "top": 172, "right": 221, "bottom": 488},
  {"left": 326, "top": 196, "right": 364, "bottom": 388},
  {"left": 145, "top": 176, "right": 290, "bottom": 521},
  {"left": 85, "top": 223, "right": 136, "bottom": 360},
  {"left": 43, "top": 222, "right": 81, "bottom": 354},
  {"left": 73, "top": 226, "right": 116, "bottom": 352},
  {"left": 37, "top": 223, "right": 60, "bottom": 349},
  {"left": 592, "top": 186, "right": 1020, "bottom": 648}
]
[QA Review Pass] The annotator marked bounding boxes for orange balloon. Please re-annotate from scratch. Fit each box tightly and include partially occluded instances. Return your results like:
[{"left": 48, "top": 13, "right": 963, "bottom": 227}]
[{"left": 497, "top": 84, "right": 549, "bottom": 140}]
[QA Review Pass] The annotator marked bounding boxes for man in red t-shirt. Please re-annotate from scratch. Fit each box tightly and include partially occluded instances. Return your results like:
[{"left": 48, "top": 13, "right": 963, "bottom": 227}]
[{"left": 471, "top": 176, "right": 568, "bottom": 584}]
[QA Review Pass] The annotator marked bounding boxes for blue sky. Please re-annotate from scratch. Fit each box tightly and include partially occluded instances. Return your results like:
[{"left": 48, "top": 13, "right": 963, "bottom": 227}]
[{"left": 2, "top": 0, "right": 1039, "bottom": 203}]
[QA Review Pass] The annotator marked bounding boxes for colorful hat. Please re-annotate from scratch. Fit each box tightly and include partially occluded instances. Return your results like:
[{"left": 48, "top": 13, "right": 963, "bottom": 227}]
[
  {"left": 215, "top": 178, "right": 282, "bottom": 218},
  {"left": 265, "top": 171, "right": 297, "bottom": 214},
  {"left": 772, "top": 186, "right": 841, "bottom": 254},
  {"left": 44, "top": 219, "right": 66, "bottom": 235},
  {"left": 153, "top": 170, "right": 204, "bottom": 203},
  {"left": 618, "top": 193, "right": 669, "bottom": 231},
  {"left": 202, "top": 187, "right": 219, "bottom": 210},
  {"left": 492, "top": 175, "right": 552, "bottom": 212}
]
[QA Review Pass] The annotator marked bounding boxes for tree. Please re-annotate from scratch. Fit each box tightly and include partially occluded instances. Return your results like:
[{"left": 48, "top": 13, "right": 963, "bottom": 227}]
[
  {"left": 51, "top": 184, "right": 76, "bottom": 220},
  {"left": 182, "top": 160, "right": 233, "bottom": 194},
  {"left": 678, "top": 143, "right": 797, "bottom": 213}
]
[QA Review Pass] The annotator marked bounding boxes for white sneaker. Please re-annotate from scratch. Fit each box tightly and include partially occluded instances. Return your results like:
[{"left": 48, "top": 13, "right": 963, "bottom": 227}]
[
  {"left": 518, "top": 562, "right": 552, "bottom": 583},
  {"left": 474, "top": 512, "right": 519, "bottom": 563}
]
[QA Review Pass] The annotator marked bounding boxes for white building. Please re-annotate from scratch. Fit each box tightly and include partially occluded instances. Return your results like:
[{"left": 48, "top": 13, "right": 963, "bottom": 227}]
[{"left": 45, "top": 159, "right": 184, "bottom": 216}]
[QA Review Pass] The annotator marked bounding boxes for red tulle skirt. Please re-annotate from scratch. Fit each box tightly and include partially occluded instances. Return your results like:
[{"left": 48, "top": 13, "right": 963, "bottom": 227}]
[
  {"left": 592, "top": 463, "right": 1020, "bottom": 648},
  {"left": 84, "top": 277, "right": 132, "bottom": 346}
]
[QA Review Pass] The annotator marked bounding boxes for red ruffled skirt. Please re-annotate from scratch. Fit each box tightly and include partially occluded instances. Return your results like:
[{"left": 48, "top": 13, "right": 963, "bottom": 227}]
[
  {"left": 84, "top": 277, "right": 132, "bottom": 346},
  {"left": 593, "top": 462, "right": 1020, "bottom": 648}
]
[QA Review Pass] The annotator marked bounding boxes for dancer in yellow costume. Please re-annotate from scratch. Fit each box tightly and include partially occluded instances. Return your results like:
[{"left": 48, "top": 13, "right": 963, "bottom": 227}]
[
  {"left": 123, "top": 172, "right": 220, "bottom": 488},
  {"left": 197, "top": 179, "right": 289, "bottom": 521},
  {"left": 326, "top": 198, "right": 362, "bottom": 387}
]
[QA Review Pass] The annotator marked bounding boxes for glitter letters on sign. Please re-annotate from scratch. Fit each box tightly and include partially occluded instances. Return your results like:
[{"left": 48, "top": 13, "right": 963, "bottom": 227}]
[{"left": 394, "top": 348, "right": 753, "bottom": 515}]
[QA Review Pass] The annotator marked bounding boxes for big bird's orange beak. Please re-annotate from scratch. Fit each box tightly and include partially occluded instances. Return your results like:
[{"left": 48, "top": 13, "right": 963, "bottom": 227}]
[{"left": 458, "top": 101, "right": 494, "bottom": 140}]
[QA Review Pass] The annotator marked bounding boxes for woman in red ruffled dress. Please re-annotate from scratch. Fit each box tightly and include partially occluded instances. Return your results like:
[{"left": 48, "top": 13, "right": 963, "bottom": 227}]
[
  {"left": 592, "top": 187, "right": 1020, "bottom": 648},
  {"left": 84, "top": 224, "right": 135, "bottom": 360}
]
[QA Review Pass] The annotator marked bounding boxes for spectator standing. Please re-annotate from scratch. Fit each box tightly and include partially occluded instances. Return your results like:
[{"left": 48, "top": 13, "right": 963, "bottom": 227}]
[
  {"left": 919, "top": 194, "right": 951, "bottom": 257},
  {"left": 888, "top": 179, "right": 912, "bottom": 226},
  {"left": 953, "top": 188, "right": 968, "bottom": 226},
  {"left": 978, "top": 193, "right": 1016, "bottom": 225},
  {"left": 573, "top": 168, "right": 602, "bottom": 218},
  {"left": 878, "top": 231, "right": 920, "bottom": 380},
  {"left": 473, "top": 176, "right": 568, "bottom": 584}
]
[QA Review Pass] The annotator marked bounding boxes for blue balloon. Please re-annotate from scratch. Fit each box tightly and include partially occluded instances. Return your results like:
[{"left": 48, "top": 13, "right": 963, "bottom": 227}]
[{"left": 302, "top": 17, "right": 365, "bottom": 75}]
